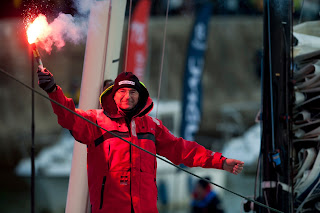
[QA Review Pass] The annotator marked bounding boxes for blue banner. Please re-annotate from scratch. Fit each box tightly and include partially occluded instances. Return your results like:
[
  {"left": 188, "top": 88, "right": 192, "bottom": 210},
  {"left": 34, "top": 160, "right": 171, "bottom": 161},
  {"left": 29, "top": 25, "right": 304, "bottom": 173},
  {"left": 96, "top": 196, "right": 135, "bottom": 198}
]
[{"left": 180, "top": 3, "right": 213, "bottom": 141}]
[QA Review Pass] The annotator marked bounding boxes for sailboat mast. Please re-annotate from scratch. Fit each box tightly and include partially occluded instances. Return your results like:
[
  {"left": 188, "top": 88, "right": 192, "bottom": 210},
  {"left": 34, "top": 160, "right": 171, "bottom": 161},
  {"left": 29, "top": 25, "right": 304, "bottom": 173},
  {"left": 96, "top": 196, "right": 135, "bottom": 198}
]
[
  {"left": 261, "top": 0, "right": 293, "bottom": 212},
  {"left": 65, "top": 1, "right": 127, "bottom": 212}
]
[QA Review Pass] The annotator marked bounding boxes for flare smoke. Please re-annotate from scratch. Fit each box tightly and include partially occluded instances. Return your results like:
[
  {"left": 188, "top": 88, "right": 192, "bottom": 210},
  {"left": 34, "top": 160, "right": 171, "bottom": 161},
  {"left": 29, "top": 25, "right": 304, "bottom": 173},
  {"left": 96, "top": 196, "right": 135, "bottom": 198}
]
[{"left": 28, "top": 0, "right": 94, "bottom": 53}]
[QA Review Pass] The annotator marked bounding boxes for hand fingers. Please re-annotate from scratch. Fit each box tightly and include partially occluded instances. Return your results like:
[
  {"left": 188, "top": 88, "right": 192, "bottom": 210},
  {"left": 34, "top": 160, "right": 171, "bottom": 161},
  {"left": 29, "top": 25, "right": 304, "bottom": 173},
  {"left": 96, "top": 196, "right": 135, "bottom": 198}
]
[
  {"left": 37, "top": 67, "right": 46, "bottom": 73},
  {"left": 37, "top": 67, "right": 51, "bottom": 74},
  {"left": 38, "top": 72, "right": 52, "bottom": 78},
  {"left": 37, "top": 70, "right": 48, "bottom": 75},
  {"left": 235, "top": 160, "right": 245, "bottom": 166},
  {"left": 235, "top": 165, "right": 244, "bottom": 170},
  {"left": 38, "top": 77, "right": 52, "bottom": 82},
  {"left": 38, "top": 72, "right": 52, "bottom": 77},
  {"left": 39, "top": 79, "right": 52, "bottom": 84},
  {"left": 233, "top": 164, "right": 243, "bottom": 169},
  {"left": 237, "top": 167, "right": 243, "bottom": 172},
  {"left": 229, "top": 160, "right": 244, "bottom": 166},
  {"left": 233, "top": 164, "right": 244, "bottom": 175},
  {"left": 39, "top": 76, "right": 51, "bottom": 81},
  {"left": 226, "top": 159, "right": 244, "bottom": 175},
  {"left": 235, "top": 164, "right": 244, "bottom": 169}
]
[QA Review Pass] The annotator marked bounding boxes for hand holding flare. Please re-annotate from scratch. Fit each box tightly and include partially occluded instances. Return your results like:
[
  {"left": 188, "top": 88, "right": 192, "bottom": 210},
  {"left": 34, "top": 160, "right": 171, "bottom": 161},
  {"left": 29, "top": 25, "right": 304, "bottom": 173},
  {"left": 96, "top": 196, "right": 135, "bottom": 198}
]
[{"left": 27, "top": 14, "right": 56, "bottom": 92}]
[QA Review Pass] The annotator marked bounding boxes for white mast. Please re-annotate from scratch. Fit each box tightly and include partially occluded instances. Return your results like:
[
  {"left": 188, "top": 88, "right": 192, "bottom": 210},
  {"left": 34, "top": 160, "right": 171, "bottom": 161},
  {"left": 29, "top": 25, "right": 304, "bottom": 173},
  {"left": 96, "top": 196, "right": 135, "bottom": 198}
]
[{"left": 65, "top": 1, "right": 127, "bottom": 212}]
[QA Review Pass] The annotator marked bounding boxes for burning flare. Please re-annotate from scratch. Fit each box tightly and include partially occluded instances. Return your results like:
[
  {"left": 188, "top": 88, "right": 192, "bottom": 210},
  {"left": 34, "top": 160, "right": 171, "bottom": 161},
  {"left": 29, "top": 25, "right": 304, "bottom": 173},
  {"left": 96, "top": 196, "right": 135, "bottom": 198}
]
[
  {"left": 26, "top": 12, "right": 87, "bottom": 53},
  {"left": 27, "top": 14, "right": 48, "bottom": 68},
  {"left": 26, "top": 14, "right": 49, "bottom": 44}
]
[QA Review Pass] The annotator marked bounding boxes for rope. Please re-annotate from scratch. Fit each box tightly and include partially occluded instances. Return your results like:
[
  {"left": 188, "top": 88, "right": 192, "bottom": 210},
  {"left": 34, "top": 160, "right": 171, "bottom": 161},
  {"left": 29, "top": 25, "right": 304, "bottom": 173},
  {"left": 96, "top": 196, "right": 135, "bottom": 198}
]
[
  {"left": 124, "top": 0, "right": 133, "bottom": 72},
  {"left": 298, "top": 0, "right": 305, "bottom": 24},
  {"left": 290, "top": 1, "right": 296, "bottom": 210},
  {"left": 267, "top": 0, "right": 276, "bottom": 151},
  {"left": 155, "top": 0, "right": 170, "bottom": 118},
  {"left": 0, "top": 67, "right": 284, "bottom": 213},
  {"left": 30, "top": 47, "right": 36, "bottom": 213}
]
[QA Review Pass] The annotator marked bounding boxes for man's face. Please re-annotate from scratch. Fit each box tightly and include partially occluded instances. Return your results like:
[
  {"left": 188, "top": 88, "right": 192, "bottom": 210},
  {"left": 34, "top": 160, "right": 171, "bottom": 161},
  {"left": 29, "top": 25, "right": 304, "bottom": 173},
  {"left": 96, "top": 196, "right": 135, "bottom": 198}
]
[{"left": 114, "top": 88, "right": 139, "bottom": 110}]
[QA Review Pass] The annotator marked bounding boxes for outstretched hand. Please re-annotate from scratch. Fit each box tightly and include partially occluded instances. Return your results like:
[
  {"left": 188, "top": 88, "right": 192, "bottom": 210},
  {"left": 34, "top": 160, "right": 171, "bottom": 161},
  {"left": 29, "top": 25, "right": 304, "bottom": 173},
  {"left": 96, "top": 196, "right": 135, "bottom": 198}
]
[{"left": 223, "top": 159, "right": 244, "bottom": 175}]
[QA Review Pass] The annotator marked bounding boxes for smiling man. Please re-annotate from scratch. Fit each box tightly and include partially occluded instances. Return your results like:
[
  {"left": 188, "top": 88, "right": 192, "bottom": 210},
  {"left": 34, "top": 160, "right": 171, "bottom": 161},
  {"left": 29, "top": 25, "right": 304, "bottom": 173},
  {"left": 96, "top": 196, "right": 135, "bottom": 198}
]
[
  {"left": 37, "top": 70, "right": 244, "bottom": 213},
  {"left": 114, "top": 87, "right": 139, "bottom": 110}
]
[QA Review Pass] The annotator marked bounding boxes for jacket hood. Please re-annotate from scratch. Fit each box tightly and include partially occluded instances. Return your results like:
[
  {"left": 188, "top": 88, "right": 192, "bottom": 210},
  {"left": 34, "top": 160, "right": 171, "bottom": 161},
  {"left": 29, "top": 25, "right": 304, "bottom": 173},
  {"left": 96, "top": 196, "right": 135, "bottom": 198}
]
[{"left": 99, "top": 82, "right": 153, "bottom": 119}]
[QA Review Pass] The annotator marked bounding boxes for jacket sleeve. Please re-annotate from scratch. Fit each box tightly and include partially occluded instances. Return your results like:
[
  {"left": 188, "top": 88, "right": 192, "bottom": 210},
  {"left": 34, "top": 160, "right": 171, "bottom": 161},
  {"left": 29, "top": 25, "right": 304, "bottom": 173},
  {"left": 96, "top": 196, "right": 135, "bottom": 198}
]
[
  {"left": 48, "top": 85, "right": 100, "bottom": 145},
  {"left": 154, "top": 118, "right": 225, "bottom": 170}
]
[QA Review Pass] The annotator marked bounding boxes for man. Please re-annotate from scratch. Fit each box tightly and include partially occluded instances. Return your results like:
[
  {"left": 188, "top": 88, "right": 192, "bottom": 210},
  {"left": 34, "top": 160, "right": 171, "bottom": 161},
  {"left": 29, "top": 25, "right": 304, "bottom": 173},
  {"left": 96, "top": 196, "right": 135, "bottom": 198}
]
[
  {"left": 191, "top": 177, "right": 224, "bottom": 213},
  {"left": 37, "top": 69, "right": 244, "bottom": 213}
]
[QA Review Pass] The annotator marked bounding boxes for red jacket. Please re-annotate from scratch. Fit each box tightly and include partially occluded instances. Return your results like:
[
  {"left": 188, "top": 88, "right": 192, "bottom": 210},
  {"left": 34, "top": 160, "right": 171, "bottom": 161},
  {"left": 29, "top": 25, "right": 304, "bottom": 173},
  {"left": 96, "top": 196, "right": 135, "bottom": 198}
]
[{"left": 48, "top": 85, "right": 225, "bottom": 213}]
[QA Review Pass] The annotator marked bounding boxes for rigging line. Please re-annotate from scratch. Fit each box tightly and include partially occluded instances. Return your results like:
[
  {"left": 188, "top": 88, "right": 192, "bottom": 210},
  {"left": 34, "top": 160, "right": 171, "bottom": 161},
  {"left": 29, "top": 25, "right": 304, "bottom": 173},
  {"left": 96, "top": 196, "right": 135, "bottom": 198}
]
[
  {"left": 124, "top": 0, "right": 133, "bottom": 72},
  {"left": 267, "top": 0, "right": 276, "bottom": 151},
  {"left": 257, "top": 42, "right": 265, "bottom": 200},
  {"left": 156, "top": 0, "right": 170, "bottom": 118},
  {"left": 298, "top": 0, "right": 305, "bottom": 24},
  {"left": 30, "top": 47, "right": 35, "bottom": 213},
  {"left": 255, "top": 45, "right": 265, "bottom": 200},
  {"left": 0, "top": 67, "right": 283, "bottom": 213},
  {"left": 290, "top": 2, "right": 295, "bottom": 211},
  {"left": 100, "top": 1, "right": 112, "bottom": 95},
  {"left": 264, "top": 191, "right": 272, "bottom": 213},
  {"left": 281, "top": 20, "right": 294, "bottom": 212}
]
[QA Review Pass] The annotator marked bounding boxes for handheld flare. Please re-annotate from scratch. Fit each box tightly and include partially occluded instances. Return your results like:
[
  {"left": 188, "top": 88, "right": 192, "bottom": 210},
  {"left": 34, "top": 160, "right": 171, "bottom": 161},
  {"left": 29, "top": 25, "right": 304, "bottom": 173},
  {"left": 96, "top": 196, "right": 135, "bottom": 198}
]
[
  {"left": 26, "top": 14, "right": 48, "bottom": 70},
  {"left": 31, "top": 43, "right": 44, "bottom": 69}
]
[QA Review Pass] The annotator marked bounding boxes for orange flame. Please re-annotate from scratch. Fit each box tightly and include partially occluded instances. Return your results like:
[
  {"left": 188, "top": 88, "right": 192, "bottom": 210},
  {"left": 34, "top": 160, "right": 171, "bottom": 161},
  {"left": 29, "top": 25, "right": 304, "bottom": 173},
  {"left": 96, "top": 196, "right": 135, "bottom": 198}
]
[{"left": 26, "top": 14, "right": 49, "bottom": 44}]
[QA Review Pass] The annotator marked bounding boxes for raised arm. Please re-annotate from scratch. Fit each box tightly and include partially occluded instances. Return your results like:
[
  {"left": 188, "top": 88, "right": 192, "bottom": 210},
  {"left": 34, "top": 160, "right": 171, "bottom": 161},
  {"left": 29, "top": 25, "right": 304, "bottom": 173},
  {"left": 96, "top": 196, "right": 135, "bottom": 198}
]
[{"left": 37, "top": 67, "right": 100, "bottom": 144}]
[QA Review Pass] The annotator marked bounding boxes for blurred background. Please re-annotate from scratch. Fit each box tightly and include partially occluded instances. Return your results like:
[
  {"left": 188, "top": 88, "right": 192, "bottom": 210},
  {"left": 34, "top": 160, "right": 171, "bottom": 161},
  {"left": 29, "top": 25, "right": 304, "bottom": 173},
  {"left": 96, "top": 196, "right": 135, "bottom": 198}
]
[{"left": 0, "top": 0, "right": 319, "bottom": 212}]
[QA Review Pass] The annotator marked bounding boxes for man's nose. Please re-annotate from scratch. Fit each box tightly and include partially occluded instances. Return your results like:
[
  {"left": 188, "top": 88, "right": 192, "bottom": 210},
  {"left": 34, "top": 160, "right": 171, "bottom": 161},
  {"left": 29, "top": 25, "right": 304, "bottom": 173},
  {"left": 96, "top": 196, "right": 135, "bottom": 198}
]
[{"left": 123, "top": 91, "right": 131, "bottom": 99}]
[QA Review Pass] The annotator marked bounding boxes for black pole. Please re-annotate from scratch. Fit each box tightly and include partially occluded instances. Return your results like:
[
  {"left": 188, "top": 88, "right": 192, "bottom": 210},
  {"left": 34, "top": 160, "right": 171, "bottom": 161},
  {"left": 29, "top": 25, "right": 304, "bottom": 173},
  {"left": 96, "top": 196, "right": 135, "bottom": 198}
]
[
  {"left": 31, "top": 46, "right": 35, "bottom": 213},
  {"left": 261, "top": 0, "right": 293, "bottom": 212}
]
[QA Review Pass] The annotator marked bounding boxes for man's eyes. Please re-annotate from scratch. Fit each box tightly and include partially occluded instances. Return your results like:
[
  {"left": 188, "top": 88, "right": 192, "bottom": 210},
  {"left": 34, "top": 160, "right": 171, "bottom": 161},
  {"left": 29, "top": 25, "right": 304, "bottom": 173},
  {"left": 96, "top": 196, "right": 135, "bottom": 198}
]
[{"left": 118, "top": 90, "right": 137, "bottom": 94}]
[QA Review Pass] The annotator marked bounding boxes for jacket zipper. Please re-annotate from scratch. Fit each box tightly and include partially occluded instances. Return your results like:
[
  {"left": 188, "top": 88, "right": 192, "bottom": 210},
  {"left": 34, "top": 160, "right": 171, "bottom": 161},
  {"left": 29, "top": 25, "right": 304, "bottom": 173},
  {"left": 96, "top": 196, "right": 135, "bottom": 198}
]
[
  {"left": 108, "top": 143, "right": 110, "bottom": 170},
  {"left": 99, "top": 176, "right": 107, "bottom": 209}
]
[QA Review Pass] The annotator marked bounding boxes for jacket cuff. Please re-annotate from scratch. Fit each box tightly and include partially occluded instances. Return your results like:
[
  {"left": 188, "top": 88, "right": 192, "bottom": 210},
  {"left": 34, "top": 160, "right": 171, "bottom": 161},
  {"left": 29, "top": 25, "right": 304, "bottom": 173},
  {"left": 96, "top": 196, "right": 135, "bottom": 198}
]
[
  {"left": 212, "top": 152, "right": 226, "bottom": 170},
  {"left": 48, "top": 85, "right": 62, "bottom": 98}
]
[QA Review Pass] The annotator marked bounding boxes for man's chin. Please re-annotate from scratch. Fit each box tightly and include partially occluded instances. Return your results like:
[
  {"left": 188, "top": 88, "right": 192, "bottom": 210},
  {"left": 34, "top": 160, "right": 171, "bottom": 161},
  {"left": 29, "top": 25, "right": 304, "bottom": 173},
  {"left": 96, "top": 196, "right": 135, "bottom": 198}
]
[{"left": 120, "top": 106, "right": 133, "bottom": 110}]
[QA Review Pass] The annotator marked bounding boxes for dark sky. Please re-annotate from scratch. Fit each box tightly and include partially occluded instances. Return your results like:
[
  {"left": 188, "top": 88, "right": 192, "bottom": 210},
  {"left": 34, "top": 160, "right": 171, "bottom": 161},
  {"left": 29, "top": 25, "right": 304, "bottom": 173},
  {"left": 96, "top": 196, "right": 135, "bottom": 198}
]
[{"left": 0, "top": 0, "right": 76, "bottom": 19}]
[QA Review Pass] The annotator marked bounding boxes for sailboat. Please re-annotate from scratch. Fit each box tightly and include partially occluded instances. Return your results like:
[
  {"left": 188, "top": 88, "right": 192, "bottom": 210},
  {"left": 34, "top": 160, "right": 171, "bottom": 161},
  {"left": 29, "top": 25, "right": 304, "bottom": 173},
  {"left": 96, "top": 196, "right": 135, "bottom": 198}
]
[{"left": 14, "top": 1, "right": 320, "bottom": 212}]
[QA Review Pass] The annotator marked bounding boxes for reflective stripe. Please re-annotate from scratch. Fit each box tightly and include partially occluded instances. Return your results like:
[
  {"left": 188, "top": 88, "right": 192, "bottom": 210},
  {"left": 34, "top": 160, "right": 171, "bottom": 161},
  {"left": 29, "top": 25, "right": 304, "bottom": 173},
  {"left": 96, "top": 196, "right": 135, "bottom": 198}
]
[
  {"left": 95, "top": 131, "right": 130, "bottom": 147},
  {"left": 137, "top": 133, "right": 155, "bottom": 143},
  {"left": 131, "top": 120, "right": 137, "bottom": 137},
  {"left": 151, "top": 116, "right": 160, "bottom": 125},
  {"left": 262, "top": 181, "right": 291, "bottom": 192}
]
